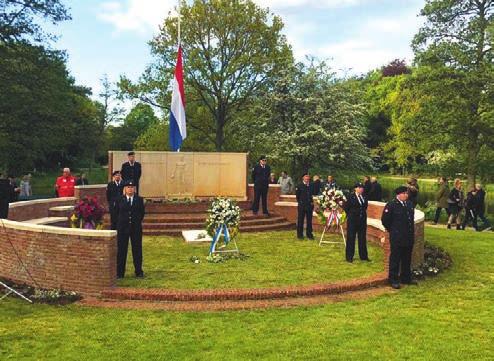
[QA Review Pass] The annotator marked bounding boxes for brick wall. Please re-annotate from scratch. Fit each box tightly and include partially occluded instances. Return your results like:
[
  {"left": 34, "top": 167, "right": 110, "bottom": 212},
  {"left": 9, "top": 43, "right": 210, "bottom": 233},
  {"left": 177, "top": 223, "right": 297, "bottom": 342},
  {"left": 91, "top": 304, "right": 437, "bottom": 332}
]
[
  {"left": 8, "top": 198, "right": 76, "bottom": 222},
  {"left": 0, "top": 220, "right": 116, "bottom": 295}
]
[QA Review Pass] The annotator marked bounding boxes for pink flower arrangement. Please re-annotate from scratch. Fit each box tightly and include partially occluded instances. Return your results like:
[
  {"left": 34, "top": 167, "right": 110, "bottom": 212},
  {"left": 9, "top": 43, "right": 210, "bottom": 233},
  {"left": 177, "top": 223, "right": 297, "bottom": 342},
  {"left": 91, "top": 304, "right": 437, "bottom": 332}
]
[{"left": 69, "top": 196, "right": 105, "bottom": 229}]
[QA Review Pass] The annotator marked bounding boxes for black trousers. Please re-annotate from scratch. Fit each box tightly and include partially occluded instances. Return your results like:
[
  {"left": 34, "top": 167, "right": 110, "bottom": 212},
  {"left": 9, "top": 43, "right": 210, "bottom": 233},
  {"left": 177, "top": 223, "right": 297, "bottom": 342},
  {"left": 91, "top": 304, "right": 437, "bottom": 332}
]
[
  {"left": 462, "top": 208, "right": 478, "bottom": 230},
  {"left": 109, "top": 206, "right": 118, "bottom": 230},
  {"left": 252, "top": 186, "right": 268, "bottom": 214},
  {"left": 389, "top": 243, "right": 413, "bottom": 284},
  {"left": 346, "top": 217, "right": 368, "bottom": 260},
  {"left": 117, "top": 225, "right": 143, "bottom": 277},
  {"left": 433, "top": 207, "right": 450, "bottom": 223},
  {"left": 297, "top": 205, "right": 313, "bottom": 238}
]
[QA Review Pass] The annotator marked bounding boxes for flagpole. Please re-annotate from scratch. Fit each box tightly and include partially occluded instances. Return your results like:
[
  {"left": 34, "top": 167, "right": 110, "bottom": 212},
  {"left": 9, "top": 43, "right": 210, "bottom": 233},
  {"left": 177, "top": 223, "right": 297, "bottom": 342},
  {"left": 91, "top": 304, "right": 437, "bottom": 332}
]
[
  {"left": 177, "top": 0, "right": 181, "bottom": 47},
  {"left": 176, "top": 0, "right": 181, "bottom": 152}
]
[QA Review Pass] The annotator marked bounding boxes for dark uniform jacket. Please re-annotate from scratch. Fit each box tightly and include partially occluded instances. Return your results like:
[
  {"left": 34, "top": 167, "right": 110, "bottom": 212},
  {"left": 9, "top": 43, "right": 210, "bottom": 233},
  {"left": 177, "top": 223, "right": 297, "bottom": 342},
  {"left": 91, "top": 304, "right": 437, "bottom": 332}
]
[
  {"left": 464, "top": 191, "right": 478, "bottom": 211},
  {"left": 0, "top": 179, "right": 14, "bottom": 218},
  {"left": 114, "top": 195, "right": 145, "bottom": 232},
  {"left": 121, "top": 162, "right": 142, "bottom": 185},
  {"left": 475, "top": 189, "right": 486, "bottom": 214},
  {"left": 251, "top": 164, "right": 271, "bottom": 189},
  {"left": 344, "top": 193, "right": 368, "bottom": 220},
  {"left": 381, "top": 198, "right": 415, "bottom": 247},
  {"left": 368, "top": 182, "right": 382, "bottom": 201},
  {"left": 296, "top": 182, "right": 314, "bottom": 209},
  {"left": 106, "top": 181, "right": 124, "bottom": 209}
]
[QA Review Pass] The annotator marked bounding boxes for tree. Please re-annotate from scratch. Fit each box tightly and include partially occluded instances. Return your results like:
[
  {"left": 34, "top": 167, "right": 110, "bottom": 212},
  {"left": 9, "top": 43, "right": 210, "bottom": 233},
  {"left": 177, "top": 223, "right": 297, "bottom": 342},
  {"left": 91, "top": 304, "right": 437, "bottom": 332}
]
[
  {"left": 0, "top": 42, "right": 101, "bottom": 173},
  {"left": 119, "top": 0, "right": 292, "bottom": 151},
  {"left": 0, "top": 0, "right": 70, "bottom": 44},
  {"left": 108, "top": 103, "right": 159, "bottom": 151},
  {"left": 407, "top": 0, "right": 494, "bottom": 186},
  {"left": 253, "top": 61, "right": 372, "bottom": 177},
  {"left": 381, "top": 59, "right": 411, "bottom": 77}
]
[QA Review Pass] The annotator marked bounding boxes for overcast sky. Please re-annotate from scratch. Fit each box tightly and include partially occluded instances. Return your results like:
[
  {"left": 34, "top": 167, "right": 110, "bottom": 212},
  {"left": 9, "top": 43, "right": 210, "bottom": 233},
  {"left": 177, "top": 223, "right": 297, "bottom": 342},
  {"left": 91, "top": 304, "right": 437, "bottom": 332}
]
[{"left": 50, "top": 0, "right": 425, "bottom": 99}]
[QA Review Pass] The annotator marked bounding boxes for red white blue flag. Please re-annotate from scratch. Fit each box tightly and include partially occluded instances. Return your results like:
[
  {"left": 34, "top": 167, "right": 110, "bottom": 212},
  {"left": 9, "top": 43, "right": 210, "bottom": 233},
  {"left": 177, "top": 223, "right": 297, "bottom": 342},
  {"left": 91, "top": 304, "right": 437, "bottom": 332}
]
[{"left": 169, "top": 46, "right": 186, "bottom": 151}]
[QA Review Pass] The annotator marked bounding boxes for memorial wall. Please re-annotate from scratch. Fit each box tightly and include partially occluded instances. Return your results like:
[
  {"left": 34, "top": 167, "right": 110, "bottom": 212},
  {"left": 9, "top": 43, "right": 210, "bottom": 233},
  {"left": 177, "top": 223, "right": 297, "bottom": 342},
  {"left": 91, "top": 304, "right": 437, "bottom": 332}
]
[{"left": 109, "top": 151, "right": 248, "bottom": 199}]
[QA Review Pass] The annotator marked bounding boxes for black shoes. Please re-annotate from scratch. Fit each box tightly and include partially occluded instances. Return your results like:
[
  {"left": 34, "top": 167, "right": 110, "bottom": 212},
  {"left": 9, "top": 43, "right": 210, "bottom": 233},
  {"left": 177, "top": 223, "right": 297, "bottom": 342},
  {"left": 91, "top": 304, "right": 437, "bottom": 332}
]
[
  {"left": 346, "top": 259, "right": 353, "bottom": 263},
  {"left": 307, "top": 236, "right": 315, "bottom": 240},
  {"left": 135, "top": 272, "right": 144, "bottom": 278},
  {"left": 391, "top": 283, "right": 401, "bottom": 289},
  {"left": 361, "top": 258, "right": 371, "bottom": 262}
]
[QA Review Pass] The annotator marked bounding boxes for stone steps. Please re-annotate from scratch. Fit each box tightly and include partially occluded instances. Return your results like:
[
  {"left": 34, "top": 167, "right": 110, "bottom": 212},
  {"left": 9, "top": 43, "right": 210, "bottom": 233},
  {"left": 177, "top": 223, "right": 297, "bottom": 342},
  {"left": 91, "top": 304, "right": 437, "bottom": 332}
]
[
  {"left": 142, "top": 216, "right": 288, "bottom": 229},
  {"left": 142, "top": 221, "right": 295, "bottom": 236}
]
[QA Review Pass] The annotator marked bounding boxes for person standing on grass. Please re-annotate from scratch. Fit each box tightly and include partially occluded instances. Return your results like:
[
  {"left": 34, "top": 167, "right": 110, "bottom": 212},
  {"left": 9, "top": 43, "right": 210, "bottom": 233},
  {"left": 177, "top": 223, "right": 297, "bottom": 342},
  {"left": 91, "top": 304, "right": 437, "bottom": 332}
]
[
  {"left": 296, "top": 173, "right": 315, "bottom": 240},
  {"left": 447, "top": 179, "right": 464, "bottom": 230},
  {"left": 278, "top": 171, "right": 294, "bottom": 195},
  {"left": 19, "top": 175, "right": 32, "bottom": 199},
  {"left": 76, "top": 173, "right": 89, "bottom": 186},
  {"left": 363, "top": 176, "right": 371, "bottom": 198},
  {"left": 368, "top": 176, "right": 383, "bottom": 201},
  {"left": 0, "top": 173, "right": 14, "bottom": 219},
  {"left": 407, "top": 178, "right": 419, "bottom": 208},
  {"left": 343, "top": 182, "right": 370, "bottom": 263},
  {"left": 381, "top": 186, "right": 417, "bottom": 289},
  {"left": 475, "top": 184, "right": 492, "bottom": 231},
  {"left": 115, "top": 180, "right": 145, "bottom": 279},
  {"left": 55, "top": 168, "right": 76, "bottom": 197},
  {"left": 433, "top": 177, "right": 450, "bottom": 224},
  {"left": 461, "top": 187, "right": 479, "bottom": 231}
]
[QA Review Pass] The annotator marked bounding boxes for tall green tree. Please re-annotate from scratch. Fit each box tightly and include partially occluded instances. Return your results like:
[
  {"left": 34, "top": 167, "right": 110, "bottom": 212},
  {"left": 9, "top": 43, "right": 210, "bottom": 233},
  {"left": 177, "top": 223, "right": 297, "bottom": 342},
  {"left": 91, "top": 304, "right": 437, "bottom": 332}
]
[
  {"left": 0, "top": 0, "right": 70, "bottom": 44},
  {"left": 249, "top": 61, "right": 372, "bottom": 177},
  {"left": 108, "top": 103, "right": 159, "bottom": 151},
  {"left": 0, "top": 43, "right": 101, "bottom": 173},
  {"left": 119, "top": 0, "right": 293, "bottom": 151},
  {"left": 399, "top": 0, "right": 494, "bottom": 185}
]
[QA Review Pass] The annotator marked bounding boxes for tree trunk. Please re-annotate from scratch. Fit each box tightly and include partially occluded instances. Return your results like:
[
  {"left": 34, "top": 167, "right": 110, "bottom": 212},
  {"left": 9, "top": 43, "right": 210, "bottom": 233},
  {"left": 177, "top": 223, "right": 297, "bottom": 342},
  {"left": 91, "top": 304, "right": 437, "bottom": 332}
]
[{"left": 466, "top": 142, "right": 479, "bottom": 189}]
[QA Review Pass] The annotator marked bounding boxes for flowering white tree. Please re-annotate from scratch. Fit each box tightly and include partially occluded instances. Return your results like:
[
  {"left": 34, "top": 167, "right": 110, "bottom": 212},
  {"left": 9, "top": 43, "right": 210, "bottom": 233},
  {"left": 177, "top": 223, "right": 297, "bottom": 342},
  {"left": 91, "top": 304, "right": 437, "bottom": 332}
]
[{"left": 258, "top": 61, "right": 372, "bottom": 175}]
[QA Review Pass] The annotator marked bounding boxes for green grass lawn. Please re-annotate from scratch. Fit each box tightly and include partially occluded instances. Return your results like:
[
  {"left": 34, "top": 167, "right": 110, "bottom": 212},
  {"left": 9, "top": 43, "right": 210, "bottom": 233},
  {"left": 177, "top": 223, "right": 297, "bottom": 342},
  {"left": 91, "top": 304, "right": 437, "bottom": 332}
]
[
  {"left": 0, "top": 227, "right": 494, "bottom": 361},
  {"left": 1, "top": 227, "right": 494, "bottom": 360},
  {"left": 117, "top": 231, "right": 384, "bottom": 289}
]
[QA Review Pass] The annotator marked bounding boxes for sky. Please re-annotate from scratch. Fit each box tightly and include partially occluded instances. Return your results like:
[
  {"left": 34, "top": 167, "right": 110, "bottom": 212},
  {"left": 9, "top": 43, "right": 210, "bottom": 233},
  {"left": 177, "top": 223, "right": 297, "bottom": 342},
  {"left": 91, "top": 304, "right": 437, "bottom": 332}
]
[{"left": 47, "top": 0, "right": 425, "bottom": 100}]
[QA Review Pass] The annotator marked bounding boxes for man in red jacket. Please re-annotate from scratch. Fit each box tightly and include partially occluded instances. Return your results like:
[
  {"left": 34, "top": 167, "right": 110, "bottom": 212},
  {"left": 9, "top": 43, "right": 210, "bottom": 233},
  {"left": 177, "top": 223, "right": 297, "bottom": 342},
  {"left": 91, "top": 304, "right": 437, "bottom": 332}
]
[{"left": 55, "top": 168, "right": 76, "bottom": 197}]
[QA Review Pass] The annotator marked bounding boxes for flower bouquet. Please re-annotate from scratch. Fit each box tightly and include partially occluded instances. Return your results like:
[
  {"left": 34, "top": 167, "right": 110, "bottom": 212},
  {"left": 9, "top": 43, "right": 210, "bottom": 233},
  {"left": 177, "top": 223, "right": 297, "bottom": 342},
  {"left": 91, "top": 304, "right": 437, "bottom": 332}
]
[
  {"left": 316, "top": 188, "right": 347, "bottom": 227},
  {"left": 69, "top": 196, "right": 105, "bottom": 230},
  {"left": 205, "top": 197, "right": 241, "bottom": 237},
  {"left": 205, "top": 198, "right": 241, "bottom": 255}
]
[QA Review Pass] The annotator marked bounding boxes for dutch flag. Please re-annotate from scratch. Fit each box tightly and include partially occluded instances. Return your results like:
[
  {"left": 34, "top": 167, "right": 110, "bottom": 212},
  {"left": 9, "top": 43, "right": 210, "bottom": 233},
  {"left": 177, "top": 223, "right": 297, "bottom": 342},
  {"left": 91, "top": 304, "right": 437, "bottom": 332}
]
[{"left": 169, "top": 46, "right": 186, "bottom": 151}]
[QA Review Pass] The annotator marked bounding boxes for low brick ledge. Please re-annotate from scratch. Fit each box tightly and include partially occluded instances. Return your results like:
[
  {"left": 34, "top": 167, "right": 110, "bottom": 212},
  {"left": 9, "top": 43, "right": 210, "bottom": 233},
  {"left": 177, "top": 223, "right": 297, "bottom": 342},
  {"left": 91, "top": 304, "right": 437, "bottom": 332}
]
[{"left": 101, "top": 272, "right": 388, "bottom": 302}]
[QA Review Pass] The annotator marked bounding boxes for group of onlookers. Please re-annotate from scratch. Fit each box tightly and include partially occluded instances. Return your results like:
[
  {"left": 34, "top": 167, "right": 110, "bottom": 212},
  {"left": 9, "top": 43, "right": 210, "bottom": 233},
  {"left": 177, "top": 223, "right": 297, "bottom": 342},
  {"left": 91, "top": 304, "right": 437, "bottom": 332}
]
[
  {"left": 270, "top": 171, "right": 385, "bottom": 202},
  {"left": 434, "top": 177, "right": 491, "bottom": 231}
]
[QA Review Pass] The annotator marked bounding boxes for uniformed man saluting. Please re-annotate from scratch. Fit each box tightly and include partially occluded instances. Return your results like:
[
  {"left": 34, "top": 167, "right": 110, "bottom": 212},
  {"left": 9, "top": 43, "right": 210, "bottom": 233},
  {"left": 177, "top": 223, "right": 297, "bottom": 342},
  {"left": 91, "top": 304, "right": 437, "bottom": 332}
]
[
  {"left": 115, "top": 180, "right": 145, "bottom": 279},
  {"left": 381, "top": 186, "right": 417, "bottom": 289}
]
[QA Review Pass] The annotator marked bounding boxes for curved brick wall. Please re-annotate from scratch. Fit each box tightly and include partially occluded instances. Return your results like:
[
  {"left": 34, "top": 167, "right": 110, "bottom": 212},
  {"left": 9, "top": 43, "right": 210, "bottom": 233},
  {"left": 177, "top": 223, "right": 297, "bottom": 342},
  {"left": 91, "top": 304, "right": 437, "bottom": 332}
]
[
  {"left": 1, "top": 198, "right": 117, "bottom": 295},
  {"left": 8, "top": 197, "right": 76, "bottom": 222}
]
